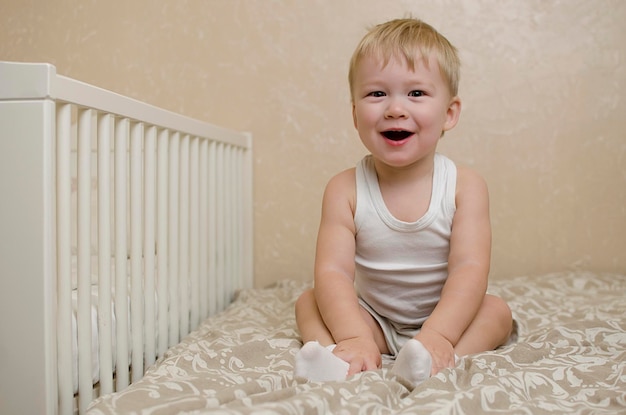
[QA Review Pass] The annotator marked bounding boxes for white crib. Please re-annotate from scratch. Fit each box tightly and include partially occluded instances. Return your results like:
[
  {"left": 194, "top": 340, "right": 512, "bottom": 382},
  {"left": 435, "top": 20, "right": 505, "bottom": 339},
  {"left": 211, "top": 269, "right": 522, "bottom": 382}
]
[{"left": 0, "top": 62, "right": 253, "bottom": 415}]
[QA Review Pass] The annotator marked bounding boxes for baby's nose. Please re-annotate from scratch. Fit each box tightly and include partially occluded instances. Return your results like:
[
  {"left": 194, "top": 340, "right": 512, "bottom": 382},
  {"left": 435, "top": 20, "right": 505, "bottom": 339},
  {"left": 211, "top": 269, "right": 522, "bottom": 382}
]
[{"left": 384, "top": 98, "right": 408, "bottom": 118}]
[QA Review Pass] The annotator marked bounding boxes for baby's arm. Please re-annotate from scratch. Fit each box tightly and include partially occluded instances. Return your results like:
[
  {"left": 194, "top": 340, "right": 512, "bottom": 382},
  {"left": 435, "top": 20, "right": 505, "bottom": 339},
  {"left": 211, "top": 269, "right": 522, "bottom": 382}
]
[
  {"left": 416, "top": 166, "right": 492, "bottom": 373},
  {"left": 313, "top": 169, "right": 381, "bottom": 374}
]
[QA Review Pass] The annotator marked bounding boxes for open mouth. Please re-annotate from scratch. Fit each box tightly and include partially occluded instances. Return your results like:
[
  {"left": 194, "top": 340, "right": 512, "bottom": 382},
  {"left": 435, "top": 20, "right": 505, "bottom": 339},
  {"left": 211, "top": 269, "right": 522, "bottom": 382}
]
[{"left": 381, "top": 130, "right": 413, "bottom": 141}]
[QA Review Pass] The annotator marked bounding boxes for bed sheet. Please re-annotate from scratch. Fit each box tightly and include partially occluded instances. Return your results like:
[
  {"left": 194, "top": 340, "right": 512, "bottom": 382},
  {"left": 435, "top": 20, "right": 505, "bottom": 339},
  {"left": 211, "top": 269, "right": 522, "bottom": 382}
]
[{"left": 88, "top": 271, "right": 626, "bottom": 414}]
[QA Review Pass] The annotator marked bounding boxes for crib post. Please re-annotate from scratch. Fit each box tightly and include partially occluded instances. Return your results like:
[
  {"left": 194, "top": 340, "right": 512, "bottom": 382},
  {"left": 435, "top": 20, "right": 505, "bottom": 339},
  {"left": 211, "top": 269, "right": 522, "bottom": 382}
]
[{"left": 0, "top": 63, "right": 57, "bottom": 415}]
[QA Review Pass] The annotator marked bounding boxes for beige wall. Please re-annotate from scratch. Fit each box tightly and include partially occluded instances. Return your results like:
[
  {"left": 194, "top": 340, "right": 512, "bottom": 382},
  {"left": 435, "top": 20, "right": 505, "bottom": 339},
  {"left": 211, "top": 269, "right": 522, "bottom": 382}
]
[{"left": 2, "top": 0, "right": 625, "bottom": 287}]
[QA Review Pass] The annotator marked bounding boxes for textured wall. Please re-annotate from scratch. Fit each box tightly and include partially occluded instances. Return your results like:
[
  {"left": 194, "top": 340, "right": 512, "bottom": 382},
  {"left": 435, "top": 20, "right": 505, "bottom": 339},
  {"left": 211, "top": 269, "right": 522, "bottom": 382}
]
[{"left": 1, "top": 0, "right": 625, "bottom": 287}]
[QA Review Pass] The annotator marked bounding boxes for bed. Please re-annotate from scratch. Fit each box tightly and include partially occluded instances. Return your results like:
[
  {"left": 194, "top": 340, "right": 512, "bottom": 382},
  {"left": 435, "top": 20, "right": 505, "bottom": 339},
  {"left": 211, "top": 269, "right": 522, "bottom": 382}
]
[
  {"left": 0, "top": 61, "right": 253, "bottom": 415},
  {"left": 87, "top": 270, "right": 626, "bottom": 414},
  {"left": 1, "top": 62, "right": 624, "bottom": 415}
]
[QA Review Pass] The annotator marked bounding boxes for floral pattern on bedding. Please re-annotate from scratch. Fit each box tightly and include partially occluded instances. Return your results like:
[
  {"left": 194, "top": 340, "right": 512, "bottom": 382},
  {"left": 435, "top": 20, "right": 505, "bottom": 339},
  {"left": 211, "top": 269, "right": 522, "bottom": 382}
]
[{"left": 88, "top": 271, "right": 626, "bottom": 414}]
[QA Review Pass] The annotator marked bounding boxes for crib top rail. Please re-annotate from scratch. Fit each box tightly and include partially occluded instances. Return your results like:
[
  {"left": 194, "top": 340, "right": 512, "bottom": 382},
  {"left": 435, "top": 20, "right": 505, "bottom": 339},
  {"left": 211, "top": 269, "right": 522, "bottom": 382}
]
[{"left": 0, "top": 61, "right": 251, "bottom": 149}]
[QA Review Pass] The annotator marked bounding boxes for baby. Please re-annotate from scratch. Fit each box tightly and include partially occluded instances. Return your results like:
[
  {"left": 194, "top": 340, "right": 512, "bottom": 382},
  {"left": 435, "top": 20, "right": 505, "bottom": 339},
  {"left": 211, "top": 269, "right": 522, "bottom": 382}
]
[{"left": 294, "top": 18, "right": 513, "bottom": 387}]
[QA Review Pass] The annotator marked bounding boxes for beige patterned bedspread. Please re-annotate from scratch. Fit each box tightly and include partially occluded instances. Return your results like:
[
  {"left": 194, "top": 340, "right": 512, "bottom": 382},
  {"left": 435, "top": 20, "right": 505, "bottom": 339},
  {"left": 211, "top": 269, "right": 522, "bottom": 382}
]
[{"left": 88, "top": 271, "right": 626, "bottom": 414}]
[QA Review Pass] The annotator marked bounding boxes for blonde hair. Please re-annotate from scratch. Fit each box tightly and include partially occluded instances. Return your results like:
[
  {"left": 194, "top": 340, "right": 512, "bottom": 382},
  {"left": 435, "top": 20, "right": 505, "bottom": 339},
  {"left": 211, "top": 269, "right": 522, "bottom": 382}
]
[{"left": 348, "top": 18, "right": 460, "bottom": 101}]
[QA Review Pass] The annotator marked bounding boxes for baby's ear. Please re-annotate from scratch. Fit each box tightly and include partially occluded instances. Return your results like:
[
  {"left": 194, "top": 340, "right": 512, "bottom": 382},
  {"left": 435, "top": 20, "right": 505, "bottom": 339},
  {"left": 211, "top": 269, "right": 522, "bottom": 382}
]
[
  {"left": 443, "top": 96, "right": 462, "bottom": 132},
  {"left": 352, "top": 103, "right": 358, "bottom": 129}
]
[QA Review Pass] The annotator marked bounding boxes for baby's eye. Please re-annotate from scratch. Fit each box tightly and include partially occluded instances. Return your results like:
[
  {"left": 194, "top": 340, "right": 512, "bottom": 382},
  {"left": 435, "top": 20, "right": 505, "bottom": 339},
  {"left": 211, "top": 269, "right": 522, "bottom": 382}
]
[
  {"left": 408, "top": 90, "right": 424, "bottom": 97},
  {"left": 367, "top": 91, "right": 386, "bottom": 98}
]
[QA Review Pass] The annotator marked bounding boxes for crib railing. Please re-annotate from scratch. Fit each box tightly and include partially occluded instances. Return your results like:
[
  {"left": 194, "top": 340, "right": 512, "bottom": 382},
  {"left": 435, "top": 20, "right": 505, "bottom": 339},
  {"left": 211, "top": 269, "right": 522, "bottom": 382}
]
[{"left": 0, "top": 62, "right": 253, "bottom": 415}]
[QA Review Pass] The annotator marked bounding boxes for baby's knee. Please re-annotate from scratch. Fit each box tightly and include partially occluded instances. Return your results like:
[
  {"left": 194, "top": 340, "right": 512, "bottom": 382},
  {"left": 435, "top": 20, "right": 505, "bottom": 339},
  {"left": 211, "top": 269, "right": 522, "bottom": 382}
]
[
  {"left": 485, "top": 294, "right": 513, "bottom": 339},
  {"left": 295, "top": 288, "right": 316, "bottom": 315}
]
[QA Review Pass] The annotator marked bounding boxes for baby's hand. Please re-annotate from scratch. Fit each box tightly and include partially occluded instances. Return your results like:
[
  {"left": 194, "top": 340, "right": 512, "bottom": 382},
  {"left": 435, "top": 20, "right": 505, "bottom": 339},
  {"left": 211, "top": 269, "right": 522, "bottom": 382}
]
[
  {"left": 333, "top": 336, "right": 381, "bottom": 376},
  {"left": 415, "top": 328, "right": 455, "bottom": 375}
]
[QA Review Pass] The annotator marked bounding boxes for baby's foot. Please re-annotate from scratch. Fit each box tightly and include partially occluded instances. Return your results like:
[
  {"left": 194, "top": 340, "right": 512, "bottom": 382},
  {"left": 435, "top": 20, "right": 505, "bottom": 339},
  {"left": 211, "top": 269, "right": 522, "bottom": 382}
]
[
  {"left": 390, "top": 339, "right": 432, "bottom": 387},
  {"left": 294, "top": 341, "right": 349, "bottom": 382}
]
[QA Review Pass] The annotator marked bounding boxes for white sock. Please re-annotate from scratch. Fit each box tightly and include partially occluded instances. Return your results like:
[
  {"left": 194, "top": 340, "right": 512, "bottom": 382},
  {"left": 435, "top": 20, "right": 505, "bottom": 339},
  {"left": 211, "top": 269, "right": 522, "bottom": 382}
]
[
  {"left": 294, "top": 341, "right": 349, "bottom": 382},
  {"left": 390, "top": 339, "right": 432, "bottom": 387}
]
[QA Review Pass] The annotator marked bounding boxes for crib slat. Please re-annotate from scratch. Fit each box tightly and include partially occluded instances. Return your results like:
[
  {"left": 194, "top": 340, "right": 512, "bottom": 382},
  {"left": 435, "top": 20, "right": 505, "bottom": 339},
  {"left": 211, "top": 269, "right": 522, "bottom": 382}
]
[
  {"left": 207, "top": 140, "right": 217, "bottom": 316},
  {"left": 77, "top": 108, "right": 94, "bottom": 413},
  {"left": 231, "top": 146, "right": 239, "bottom": 298},
  {"left": 179, "top": 135, "right": 190, "bottom": 338},
  {"left": 157, "top": 129, "right": 169, "bottom": 357},
  {"left": 237, "top": 149, "right": 245, "bottom": 287},
  {"left": 168, "top": 133, "right": 180, "bottom": 346},
  {"left": 114, "top": 117, "right": 130, "bottom": 390},
  {"left": 223, "top": 145, "right": 233, "bottom": 306},
  {"left": 130, "top": 122, "right": 144, "bottom": 382},
  {"left": 56, "top": 103, "right": 74, "bottom": 415},
  {"left": 239, "top": 147, "right": 247, "bottom": 289},
  {"left": 97, "top": 112, "right": 114, "bottom": 395},
  {"left": 215, "top": 143, "right": 225, "bottom": 312},
  {"left": 198, "top": 138, "right": 209, "bottom": 319},
  {"left": 232, "top": 147, "right": 240, "bottom": 298},
  {"left": 220, "top": 145, "right": 232, "bottom": 306},
  {"left": 234, "top": 148, "right": 243, "bottom": 292},
  {"left": 243, "top": 134, "right": 254, "bottom": 289},
  {"left": 189, "top": 136, "right": 200, "bottom": 330},
  {"left": 144, "top": 126, "right": 157, "bottom": 368}
]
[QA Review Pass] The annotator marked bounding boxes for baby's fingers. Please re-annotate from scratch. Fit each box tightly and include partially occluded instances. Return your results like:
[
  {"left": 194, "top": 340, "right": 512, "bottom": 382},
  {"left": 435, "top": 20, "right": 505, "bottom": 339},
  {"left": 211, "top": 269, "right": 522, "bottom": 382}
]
[
  {"left": 430, "top": 354, "right": 455, "bottom": 375},
  {"left": 347, "top": 356, "right": 380, "bottom": 376},
  {"left": 347, "top": 358, "right": 365, "bottom": 376}
]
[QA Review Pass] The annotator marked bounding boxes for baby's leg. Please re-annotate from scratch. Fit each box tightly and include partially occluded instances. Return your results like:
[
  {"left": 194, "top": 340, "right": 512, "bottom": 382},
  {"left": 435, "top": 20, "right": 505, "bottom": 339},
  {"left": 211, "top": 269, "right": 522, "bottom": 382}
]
[
  {"left": 295, "top": 289, "right": 335, "bottom": 345},
  {"left": 390, "top": 339, "right": 432, "bottom": 387},
  {"left": 294, "top": 289, "right": 349, "bottom": 381},
  {"left": 454, "top": 294, "right": 513, "bottom": 356}
]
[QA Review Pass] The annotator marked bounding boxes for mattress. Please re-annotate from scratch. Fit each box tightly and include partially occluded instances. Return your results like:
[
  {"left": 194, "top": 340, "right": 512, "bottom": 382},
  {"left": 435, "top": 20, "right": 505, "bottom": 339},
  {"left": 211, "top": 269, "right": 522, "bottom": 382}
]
[{"left": 88, "top": 271, "right": 626, "bottom": 414}]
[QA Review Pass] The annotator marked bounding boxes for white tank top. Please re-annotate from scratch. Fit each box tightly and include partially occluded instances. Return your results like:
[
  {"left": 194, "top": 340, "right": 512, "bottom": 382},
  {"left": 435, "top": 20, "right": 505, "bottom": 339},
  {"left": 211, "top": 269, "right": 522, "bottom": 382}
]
[{"left": 354, "top": 153, "right": 457, "bottom": 331}]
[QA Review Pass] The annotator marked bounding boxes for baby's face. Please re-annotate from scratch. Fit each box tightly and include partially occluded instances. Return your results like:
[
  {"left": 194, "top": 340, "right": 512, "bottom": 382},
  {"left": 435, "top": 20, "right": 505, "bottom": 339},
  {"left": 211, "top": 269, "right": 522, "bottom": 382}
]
[{"left": 351, "top": 54, "right": 460, "bottom": 169}]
